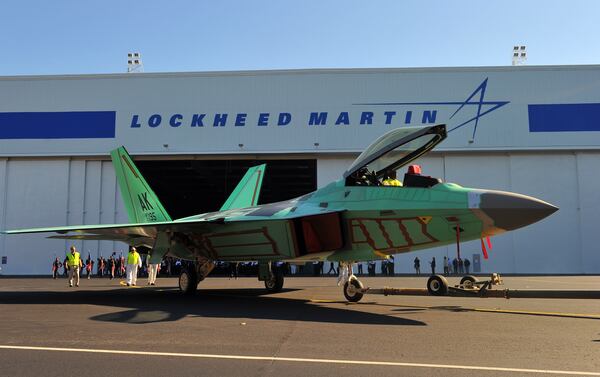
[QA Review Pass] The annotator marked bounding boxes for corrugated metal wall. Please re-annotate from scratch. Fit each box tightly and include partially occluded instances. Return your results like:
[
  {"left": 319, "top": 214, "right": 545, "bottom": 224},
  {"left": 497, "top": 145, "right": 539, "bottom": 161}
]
[{"left": 0, "top": 158, "right": 129, "bottom": 274}]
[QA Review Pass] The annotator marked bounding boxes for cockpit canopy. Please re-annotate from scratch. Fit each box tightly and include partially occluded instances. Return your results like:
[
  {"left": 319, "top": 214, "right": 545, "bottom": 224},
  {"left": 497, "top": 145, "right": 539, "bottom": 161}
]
[{"left": 343, "top": 124, "right": 447, "bottom": 181}]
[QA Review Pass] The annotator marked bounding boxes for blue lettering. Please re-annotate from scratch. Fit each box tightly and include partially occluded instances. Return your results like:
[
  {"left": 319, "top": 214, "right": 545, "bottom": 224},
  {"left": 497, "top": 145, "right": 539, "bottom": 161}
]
[
  {"left": 235, "top": 113, "right": 247, "bottom": 127},
  {"left": 278, "top": 113, "right": 291, "bottom": 126},
  {"left": 422, "top": 110, "right": 437, "bottom": 123},
  {"left": 191, "top": 114, "right": 205, "bottom": 127},
  {"left": 213, "top": 113, "right": 227, "bottom": 127},
  {"left": 258, "top": 113, "right": 269, "bottom": 126},
  {"left": 405, "top": 111, "right": 412, "bottom": 124},
  {"left": 360, "top": 112, "right": 373, "bottom": 125},
  {"left": 335, "top": 112, "right": 350, "bottom": 125},
  {"left": 148, "top": 114, "right": 162, "bottom": 128},
  {"left": 309, "top": 112, "right": 327, "bottom": 125},
  {"left": 384, "top": 111, "right": 396, "bottom": 125},
  {"left": 130, "top": 115, "right": 141, "bottom": 128},
  {"left": 169, "top": 114, "right": 183, "bottom": 127}
]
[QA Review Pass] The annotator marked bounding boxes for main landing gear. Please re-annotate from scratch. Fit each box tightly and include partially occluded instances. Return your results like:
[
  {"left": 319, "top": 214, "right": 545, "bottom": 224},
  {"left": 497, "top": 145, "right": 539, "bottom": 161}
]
[
  {"left": 259, "top": 262, "right": 285, "bottom": 293},
  {"left": 178, "top": 259, "right": 215, "bottom": 295}
]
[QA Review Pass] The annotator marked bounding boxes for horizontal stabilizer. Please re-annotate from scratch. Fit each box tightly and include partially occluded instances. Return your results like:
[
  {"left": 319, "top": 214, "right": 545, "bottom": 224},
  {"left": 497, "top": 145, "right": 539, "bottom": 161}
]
[{"left": 220, "top": 164, "right": 266, "bottom": 211}]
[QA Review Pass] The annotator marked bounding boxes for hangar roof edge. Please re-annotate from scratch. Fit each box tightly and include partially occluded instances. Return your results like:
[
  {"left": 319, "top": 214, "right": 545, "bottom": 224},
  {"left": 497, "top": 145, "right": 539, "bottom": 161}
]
[{"left": 1, "top": 64, "right": 600, "bottom": 81}]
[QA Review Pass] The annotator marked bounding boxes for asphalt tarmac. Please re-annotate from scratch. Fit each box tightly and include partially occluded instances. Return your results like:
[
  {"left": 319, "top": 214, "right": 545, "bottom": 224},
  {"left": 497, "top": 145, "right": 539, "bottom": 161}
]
[{"left": 0, "top": 275, "right": 599, "bottom": 376}]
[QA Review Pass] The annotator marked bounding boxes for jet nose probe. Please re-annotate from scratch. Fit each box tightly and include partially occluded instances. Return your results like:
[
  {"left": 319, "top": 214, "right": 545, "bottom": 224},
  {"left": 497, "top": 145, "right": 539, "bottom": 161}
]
[{"left": 479, "top": 190, "right": 558, "bottom": 231}]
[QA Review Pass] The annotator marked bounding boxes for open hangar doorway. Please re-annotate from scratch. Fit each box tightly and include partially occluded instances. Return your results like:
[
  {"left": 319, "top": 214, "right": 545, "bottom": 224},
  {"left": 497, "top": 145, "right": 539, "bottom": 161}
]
[{"left": 135, "top": 158, "right": 317, "bottom": 220}]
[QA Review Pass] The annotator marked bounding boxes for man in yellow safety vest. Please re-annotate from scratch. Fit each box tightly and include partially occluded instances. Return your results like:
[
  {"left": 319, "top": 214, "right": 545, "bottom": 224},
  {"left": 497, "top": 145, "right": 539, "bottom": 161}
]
[
  {"left": 126, "top": 247, "right": 142, "bottom": 286},
  {"left": 66, "top": 245, "right": 82, "bottom": 287}
]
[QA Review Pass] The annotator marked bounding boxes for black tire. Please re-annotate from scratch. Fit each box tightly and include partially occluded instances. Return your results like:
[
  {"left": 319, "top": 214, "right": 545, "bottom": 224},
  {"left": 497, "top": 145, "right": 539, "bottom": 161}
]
[
  {"left": 460, "top": 275, "right": 478, "bottom": 289},
  {"left": 179, "top": 267, "right": 198, "bottom": 295},
  {"left": 343, "top": 278, "right": 364, "bottom": 302},
  {"left": 427, "top": 274, "right": 449, "bottom": 296},
  {"left": 264, "top": 268, "right": 284, "bottom": 293}
]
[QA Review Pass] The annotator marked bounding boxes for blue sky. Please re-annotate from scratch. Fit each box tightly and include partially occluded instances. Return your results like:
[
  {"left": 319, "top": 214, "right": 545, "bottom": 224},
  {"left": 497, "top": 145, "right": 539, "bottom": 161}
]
[{"left": 1, "top": 0, "right": 599, "bottom": 75}]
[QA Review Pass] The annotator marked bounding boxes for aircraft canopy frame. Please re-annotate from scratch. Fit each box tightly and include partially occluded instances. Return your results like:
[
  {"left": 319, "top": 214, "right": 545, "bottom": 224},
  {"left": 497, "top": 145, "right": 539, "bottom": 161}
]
[{"left": 343, "top": 124, "right": 447, "bottom": 179}]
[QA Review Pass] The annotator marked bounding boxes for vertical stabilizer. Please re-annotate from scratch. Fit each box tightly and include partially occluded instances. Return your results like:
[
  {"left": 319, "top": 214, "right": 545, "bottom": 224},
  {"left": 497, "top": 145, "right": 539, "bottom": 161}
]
[
  {"left": 220, "top": 164, "right": 266, "bottom": 211},
  {"left": 110, "top": 147, "right": 172, "bottom": 223}
]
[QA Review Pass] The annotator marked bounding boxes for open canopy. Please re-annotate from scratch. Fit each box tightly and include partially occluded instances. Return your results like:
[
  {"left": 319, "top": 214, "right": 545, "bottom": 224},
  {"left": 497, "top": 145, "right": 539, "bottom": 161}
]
[{"left": 343, "top": 124, "right": 447, "bottom": 179}]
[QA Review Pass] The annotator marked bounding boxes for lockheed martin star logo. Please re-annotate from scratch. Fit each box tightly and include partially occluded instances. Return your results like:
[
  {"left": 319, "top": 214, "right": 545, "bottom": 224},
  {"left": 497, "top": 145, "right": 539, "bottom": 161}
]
[{"left": 355, "top": 78, "right": 510, "bottom": 140}]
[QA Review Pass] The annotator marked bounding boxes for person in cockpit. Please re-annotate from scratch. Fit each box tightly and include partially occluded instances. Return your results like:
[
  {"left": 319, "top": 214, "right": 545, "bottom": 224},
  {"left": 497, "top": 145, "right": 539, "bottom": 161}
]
[{"left": 382, "top": 170, "right": 402, "bottom": 186}]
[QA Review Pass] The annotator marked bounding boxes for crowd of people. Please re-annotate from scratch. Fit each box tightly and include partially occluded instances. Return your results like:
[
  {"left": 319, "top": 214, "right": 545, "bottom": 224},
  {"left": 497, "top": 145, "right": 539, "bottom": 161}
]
[
  {"left": 52, "top": 246, "right": 192, "bottom": 287},
  {"left": 425, "top": 256, "right": 472, "bottom": 276},
  {"left": 53, "top": 246, "right": 475, "bottom": 286}
]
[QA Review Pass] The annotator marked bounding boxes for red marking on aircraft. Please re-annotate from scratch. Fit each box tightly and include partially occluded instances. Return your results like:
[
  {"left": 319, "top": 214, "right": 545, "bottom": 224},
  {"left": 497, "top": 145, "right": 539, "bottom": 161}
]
[
  {"left": 203, "top": 227, "right": 280, "bottom": 258},
  {"left": 350, "top": 217, "right": 438, "bottom": 252}
]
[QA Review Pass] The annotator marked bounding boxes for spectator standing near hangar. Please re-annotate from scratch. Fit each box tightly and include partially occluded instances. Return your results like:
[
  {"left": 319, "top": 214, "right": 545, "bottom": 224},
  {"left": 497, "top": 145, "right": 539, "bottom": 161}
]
[
  {"left": 413, "top": 257, "right": 420, "bottom": 275},
  {"left": 66, "top": 246, "right": 82, "bottom": 287},
  {"left": 109, "top": 254, "right": 116, "bottom": 280},
  {"left": 368, "top": 260, "right": 376, "bottom": 276},
  {"left": 464, "top": 258, "right": 471, "bottom": 274},
  {"left": 97, "top": 256, "right": 106, "bottom": 277},
  {"left": 443, "top": 256, "right": 449, "bottom": 275},
  {"left": 146, "top": 251, "right": 160, "bottom": 286},
  {"left": 327, "top": 262, "right": 337, "bottom": 275},
  {"left": 125, "top": 247, "right": 141, "bottom": 286},
  {"left": 430, "top": 257, "right": 436, "bottom": 274},
  {"left": 51, "top": 257, "right": 62, "bottom": 279},
  {"left": 85, "top": 254, "right": 93, "bottom": 279},
  {"left": 62, "top": 256, "right": 69, "bottom": 277},
  {"left": 119, "top": 254, "right": 126, "bottom": 277}
]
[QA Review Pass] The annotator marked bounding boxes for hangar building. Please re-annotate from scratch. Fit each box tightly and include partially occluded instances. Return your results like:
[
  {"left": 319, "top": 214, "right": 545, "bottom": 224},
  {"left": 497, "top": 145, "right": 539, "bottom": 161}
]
[{"left": 1, "top": 65, "right": 599, "bottom": 275}]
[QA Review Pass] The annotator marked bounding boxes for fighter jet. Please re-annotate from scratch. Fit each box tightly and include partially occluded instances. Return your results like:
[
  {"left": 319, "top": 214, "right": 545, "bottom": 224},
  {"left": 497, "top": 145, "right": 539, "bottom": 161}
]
[{"left": 3, "top": 124, "right": 557, "bottom": 301}]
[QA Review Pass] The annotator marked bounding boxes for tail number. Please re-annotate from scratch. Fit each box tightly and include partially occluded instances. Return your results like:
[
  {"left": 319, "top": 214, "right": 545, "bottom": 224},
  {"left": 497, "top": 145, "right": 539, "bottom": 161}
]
[{"left": 137, "top": 192, "right": 157, "bottom": 221}]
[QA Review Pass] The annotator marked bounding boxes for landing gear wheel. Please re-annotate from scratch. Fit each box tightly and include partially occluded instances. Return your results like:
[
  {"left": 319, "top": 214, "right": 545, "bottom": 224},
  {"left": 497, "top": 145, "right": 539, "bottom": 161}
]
[
  {"left": 460, "top": 275, "right": 478, "bottom": 289},
  {"left": 343, "top": 278, "right": 364, "bottom": 302},
  {"left": 264, "top": 268, "right": 284, "bottom": 293},
  {"left": 427, "top": 274, "right": 449, "bottom": 296},
  {"left": 179, "top": 266, "right": 198, "bottom": 295}
]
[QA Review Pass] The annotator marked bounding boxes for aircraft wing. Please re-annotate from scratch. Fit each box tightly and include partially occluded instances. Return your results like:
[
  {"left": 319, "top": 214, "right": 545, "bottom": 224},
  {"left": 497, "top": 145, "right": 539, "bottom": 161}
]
[{"left": 2, "top": 206, "right": 344, "bottom": 254}]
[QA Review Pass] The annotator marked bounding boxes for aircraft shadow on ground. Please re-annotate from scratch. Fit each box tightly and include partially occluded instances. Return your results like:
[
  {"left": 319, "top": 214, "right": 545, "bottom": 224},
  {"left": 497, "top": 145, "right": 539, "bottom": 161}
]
[{"left": 0, "top": 288, "right": 426, "bottom": 327}]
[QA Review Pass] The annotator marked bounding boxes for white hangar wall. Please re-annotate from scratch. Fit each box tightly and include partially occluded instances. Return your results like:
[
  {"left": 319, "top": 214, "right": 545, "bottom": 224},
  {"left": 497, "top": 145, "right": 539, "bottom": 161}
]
[
  {"left": 0, "top": 158, "right": 130, "bottom": 274},
  {"left": 1, "top": 65, "right": 600, "bottom": 274}
]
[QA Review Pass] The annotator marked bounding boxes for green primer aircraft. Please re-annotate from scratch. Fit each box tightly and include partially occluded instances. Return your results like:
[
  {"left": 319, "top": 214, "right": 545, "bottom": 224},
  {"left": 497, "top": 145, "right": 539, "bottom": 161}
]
[{"left": 3, "top": 124, "right": 557, "bottom": 301}]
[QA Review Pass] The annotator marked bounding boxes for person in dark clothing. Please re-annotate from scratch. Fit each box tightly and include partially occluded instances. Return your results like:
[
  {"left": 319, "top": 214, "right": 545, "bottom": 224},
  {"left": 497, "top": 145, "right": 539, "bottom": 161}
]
[
  {"left": 452, "top": 258, "right": 459, "bottom": 276},
  {"left": 458, "top": 258, "right": 464, "bottom": 274},
  {"left": 357, "top": 263, "right": 363, "bottom": 275},
  {"left": 430, "top": 257, "right": 436, "bottom": 274},
  {"left": 229, "top": 262, "right": 239, "bottom": 279},
  {"left": 387, "top": 256, "right": 395, "bottom": 276},
  {"left": 413, "top": 257, "right": 420, "bottom": 275},
  {"left": 368, "top": 261, "right": 375, "bottom": 276},
  {"left": 327, "top": 262, "right": 337, "bottom": 275},
  {"left": 62, "top": 257, "right": 69, "bottom": 277},
  {"left": 464, "top": 258, "right": 471, "bottom": 274},
  {"left": 52, "top": 257, "right": 62, "bottom": 279}
]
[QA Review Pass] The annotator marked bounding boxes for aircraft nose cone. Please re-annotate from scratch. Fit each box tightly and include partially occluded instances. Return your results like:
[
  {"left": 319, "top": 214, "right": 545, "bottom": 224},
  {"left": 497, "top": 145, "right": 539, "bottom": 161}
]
[{"left": 480, "top": 191, "right": 558, "bottom": 231}]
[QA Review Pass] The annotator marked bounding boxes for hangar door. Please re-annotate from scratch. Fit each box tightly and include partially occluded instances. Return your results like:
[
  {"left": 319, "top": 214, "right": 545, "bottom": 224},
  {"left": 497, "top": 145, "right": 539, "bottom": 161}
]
[{"left": 136, "top": 159, "right": 317, "bottom": 219}]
